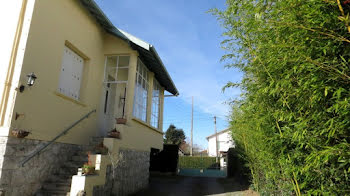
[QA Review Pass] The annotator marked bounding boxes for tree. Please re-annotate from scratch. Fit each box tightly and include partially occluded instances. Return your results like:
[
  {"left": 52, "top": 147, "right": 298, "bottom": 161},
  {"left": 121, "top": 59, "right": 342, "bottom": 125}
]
[
  {"left": 164, "top": 124, "right": 186, "bottom": 145},
  {"left": 212, "top": 0, "right": 350, "bottom": 195},
  {"left": 179, "top": 139, "right": 204, "bottom": 155}
]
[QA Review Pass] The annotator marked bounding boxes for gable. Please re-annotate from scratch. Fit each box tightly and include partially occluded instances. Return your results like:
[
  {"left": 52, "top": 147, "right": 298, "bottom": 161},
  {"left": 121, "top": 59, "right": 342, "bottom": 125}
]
[{"left": 78, "top": 0, "right": 179, "bottom": 95}]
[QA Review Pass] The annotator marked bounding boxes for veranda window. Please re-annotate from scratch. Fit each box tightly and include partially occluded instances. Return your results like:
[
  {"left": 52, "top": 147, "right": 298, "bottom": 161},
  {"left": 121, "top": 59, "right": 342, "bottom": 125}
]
[
  {"left": 133, "top": 59, "right": 149, "bottom": 122},
  {"left": 151, "top": 80, "right": 160, "bottom": 128}
]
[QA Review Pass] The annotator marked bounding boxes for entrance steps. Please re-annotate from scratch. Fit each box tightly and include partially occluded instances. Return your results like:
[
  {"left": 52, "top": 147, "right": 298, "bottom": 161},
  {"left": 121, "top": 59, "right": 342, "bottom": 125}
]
[{"left": 34, "top": 137, "right": 105, "bottom": 196}]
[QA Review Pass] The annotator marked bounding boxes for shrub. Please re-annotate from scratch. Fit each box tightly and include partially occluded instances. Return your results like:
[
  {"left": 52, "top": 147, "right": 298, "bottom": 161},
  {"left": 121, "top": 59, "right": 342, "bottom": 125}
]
[
  {"left": 212, "top": 0, "right": 350, "bottom": 195},
  {"left": 178, "top": 156, "right": 217, "bottom": 169}
]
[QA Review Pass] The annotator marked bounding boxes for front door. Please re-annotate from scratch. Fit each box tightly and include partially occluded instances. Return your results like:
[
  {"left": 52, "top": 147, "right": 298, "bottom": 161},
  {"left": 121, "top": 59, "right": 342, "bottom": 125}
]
[{"left": 98, "top": 83, "right": 116, "bottom": 136}]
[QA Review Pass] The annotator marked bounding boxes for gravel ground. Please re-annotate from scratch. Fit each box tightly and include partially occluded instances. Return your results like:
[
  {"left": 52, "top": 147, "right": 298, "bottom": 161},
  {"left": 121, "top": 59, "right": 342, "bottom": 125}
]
[{"left": 131, "top": 174, "right": 259, "bottom": 196}]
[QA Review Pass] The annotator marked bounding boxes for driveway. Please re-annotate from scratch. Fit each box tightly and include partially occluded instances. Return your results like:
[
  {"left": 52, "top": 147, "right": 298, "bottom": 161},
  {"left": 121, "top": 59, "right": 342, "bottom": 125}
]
[{"left": 132, "top": 174, "right": 258, "bottom": 196}]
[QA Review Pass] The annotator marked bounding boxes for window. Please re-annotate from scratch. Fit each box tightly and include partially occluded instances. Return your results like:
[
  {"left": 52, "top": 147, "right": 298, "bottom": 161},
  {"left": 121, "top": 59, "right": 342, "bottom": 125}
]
[
  {"left": 151, "top": 80, "right": 160, "bottom": 128},
  {"left": 104, "top": 56, "right": 130, "bottom": 84},
  {"left": 58, "top": 46, "right": 84, "bottom": 100},
  {"left": 133, "top": 59, "right": 149, "bottom": 122}
]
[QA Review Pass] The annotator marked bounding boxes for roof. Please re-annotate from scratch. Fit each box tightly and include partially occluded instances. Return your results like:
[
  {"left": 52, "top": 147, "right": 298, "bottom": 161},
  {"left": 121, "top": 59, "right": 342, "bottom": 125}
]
[
  {"left": 206, "top": 128, "right": 230, "bottom": 140},
  {"left": 79, "top": 0, "right": 179, "bottom": 95},
  {"left": 178, "top": 148, "right": 186, "bottom": 155}
]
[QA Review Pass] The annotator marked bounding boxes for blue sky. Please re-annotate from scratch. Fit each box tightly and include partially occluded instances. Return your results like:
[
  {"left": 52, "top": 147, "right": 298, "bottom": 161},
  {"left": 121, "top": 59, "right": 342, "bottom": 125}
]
[{"left": 95, "top": 0, "right": 242, "bottom": 149}]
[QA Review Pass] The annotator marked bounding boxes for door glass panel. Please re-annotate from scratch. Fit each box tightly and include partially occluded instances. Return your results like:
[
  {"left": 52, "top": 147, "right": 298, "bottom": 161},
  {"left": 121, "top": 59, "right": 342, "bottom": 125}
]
[{"left": 104, "top": 56, "right": 130, "bottom": 83}]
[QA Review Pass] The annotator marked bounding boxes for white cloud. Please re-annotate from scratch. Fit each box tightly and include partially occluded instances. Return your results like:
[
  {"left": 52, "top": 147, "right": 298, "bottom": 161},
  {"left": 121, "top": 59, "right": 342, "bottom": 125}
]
[{"left": 176, "top": 77, "right": 241, "bottom": 119}]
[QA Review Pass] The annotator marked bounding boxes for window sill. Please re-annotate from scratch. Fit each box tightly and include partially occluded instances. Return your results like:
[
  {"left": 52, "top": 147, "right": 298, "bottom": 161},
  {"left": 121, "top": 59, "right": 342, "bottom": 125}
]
[
  {"left": 132, "top": 118, "right": 163, "bottom": 135},
  {"left": 54, "top": 91, "right": 87, "bottom": 107}
]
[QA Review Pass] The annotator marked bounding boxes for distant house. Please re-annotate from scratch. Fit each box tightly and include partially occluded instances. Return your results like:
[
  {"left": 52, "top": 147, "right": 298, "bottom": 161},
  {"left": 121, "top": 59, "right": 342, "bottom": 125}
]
[
  {"left": 178, "top": 147, "right": 186, "bottom": 156},
  {"left": 206, "top": 129, "right": 235, "bottom": 167},
  {"left": 178, "top": 141, "right": 190, "bottom": 156},
  {"left": 0, "top": 0, "right": 178, "bottom": 195},
  {"left": 199, "top": 150, "right": 208, "bottom": 156}
]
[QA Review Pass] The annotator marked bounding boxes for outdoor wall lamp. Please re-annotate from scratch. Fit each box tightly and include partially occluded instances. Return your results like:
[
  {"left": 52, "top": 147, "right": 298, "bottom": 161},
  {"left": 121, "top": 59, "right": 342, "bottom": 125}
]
[
  {"left": 17, "top": 72, "right": 37, "bottom": 93},
  {"left": 26, "top": 72, "right": 37, "bottom": 86}
]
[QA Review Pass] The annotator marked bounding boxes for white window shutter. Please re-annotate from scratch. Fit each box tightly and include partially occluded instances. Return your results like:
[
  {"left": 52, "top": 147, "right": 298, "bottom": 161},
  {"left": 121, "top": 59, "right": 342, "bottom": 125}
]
[
  {"left": 58, "top": 46, "right": 84, "bottom": 100},
  {"left": 58, "top": 47, "right": 71, "bottom": 96}
]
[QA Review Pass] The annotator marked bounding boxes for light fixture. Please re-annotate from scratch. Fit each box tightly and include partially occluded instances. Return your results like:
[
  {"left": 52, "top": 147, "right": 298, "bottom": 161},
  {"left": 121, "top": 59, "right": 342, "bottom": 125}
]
[
  {"left": 18, "top": 85, "right": 25, "bottom": 93},
  {"left": 26, "top": 72, "right": 37, "bottom": 86}
]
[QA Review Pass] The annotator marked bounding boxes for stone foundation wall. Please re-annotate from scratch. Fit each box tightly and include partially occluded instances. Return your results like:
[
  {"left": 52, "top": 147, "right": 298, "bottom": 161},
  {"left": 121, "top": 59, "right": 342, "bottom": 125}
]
[
  {"left": 0, "top": 136, "right": 84, "bottom": 196},
  {"left": 93, "top": 148, "right": 150, "bottom": 196}
]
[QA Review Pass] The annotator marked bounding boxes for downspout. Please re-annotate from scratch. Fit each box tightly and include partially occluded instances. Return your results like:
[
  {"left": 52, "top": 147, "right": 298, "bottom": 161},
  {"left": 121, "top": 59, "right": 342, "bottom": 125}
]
[{"left": 0, "top": 0, "right": 28, "bottom": 126}]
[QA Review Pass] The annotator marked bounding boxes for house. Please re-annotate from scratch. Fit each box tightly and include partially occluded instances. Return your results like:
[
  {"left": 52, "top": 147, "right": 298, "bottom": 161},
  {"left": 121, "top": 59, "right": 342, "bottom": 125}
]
[
  {"left": 199, "top": 150, "right": 208, "bottom": 156},
  {"left": 178, "top": 141, "right": 190, "bottom": 156},
  {"left": 206, "top": 129, "right": 234, "bottom": 167},
  {"left": 0, "top": 0, "right": 178, "bottom": 195}
]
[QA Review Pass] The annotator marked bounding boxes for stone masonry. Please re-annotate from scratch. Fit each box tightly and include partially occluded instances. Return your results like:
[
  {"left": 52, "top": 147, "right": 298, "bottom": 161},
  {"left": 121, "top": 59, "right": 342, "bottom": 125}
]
[
  {"left": 93, "top": 148, "right": 150, "bottom": 196},
  {"left": 0, "top": 136, "right": 85, "bottom": 196}
]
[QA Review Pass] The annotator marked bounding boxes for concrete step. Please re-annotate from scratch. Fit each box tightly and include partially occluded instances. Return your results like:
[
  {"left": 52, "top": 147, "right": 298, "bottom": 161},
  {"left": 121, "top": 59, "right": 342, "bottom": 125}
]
[
  {"left": 34, "top": 138, "right": 101, "bottom": 196},
  {"left": 61, "top": 166, "right": 79, "bottom": 174},
  {"left": 43, "top": 182, "right": 71, "bottom": 191},
  {"left": 89, "top": 137, "right": 104, "bottom": 144},
  {"left": 70, "top": 155, "right": 88, "bottom": 162},
  {"left": 57, "top": 168, "right": 76, "bottom": 175},
  {"left": 53, "top": 167, "right": 77, "bottom": 176},
  {"left": 35, "top": 190, "right": 69, "bottom": 196},
  {"left": 63, "top": 160, "right": 85, "bottom": 168},
  {"left": 46, "top": 177, "right": 72, "bottom": 184},
  {"left": 73, "top": 150, "right": 90, "bottom": 157},
  {"left": 47, "top": 174, "right": 73, "bottom": 182}
]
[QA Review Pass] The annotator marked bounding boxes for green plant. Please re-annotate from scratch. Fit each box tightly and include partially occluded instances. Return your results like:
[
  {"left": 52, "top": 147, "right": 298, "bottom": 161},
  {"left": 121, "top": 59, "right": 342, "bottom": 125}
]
[
  {"left": 178, "top": 156, "right": 216, "bottom": 169},
  {"left": 211, "top": 0, "right": 350, "bottom": 195},
  {"left": 82, "top": 152, "right": 95, "bottom": 175},
  {"left": 82, "top": 164, "right": 95, "bottom": 175}
]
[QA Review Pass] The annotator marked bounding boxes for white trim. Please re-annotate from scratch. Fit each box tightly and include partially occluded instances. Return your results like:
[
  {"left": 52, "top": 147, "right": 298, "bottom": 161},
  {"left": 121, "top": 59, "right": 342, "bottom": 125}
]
[
  {"left": 104, "top": 55, "right": 130, "bottom": 84},
  {"left": 0, "top": 126, "right": 11, "bottom": 136},
  {"left": 103, "top": 55, "right": 107, "bottom": 85},
  {"left": 150, "top": 79, "right": 160, "bottom": 129},
  {"left": 133, "top": 59, "right": 149, "bottom": 122},
  {"left": 0, "top": 0, "right": 36, "bottom": 128},
  {"left": 118, "top": 29, "right": 150, "bottom": 50}
]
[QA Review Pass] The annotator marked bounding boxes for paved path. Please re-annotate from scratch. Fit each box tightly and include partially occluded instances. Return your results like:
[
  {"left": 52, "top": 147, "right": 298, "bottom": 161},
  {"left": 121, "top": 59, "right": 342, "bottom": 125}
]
[{"left": 132, "top": 174, "right": 258, "bottom": 196}]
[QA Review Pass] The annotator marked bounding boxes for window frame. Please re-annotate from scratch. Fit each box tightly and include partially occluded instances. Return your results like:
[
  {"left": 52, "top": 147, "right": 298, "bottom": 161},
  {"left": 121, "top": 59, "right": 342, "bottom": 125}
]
[
  {"left": 132, "top": 59, "right": 149, "bottom": 122},
  {"left": 150, "top": 79, "right": 161, "bottom": 129},
  {"left": 103, "top": 55, "right": 130, "bottom": 84}
]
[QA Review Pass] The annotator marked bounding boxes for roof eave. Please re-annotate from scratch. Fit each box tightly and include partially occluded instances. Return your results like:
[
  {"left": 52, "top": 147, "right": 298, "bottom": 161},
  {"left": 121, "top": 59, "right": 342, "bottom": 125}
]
[
  {"left": 79, "top": 0, "right": 179, "bottom": 95},
  {"left": 150, "top": 46, "right": 179, "bottom": 96},
  {"left": 206, "top": 128, "right": 230, "bottom": 140}
]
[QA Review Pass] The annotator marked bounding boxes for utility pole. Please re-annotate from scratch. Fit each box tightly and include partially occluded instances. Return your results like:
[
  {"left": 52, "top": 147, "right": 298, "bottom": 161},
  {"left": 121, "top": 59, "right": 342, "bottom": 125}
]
[
  {"left": 190, "top": 96, "right": 193, "bottom": 156},
  {"left": 214, "top": 116, "right": 218, "bottom": 163}
]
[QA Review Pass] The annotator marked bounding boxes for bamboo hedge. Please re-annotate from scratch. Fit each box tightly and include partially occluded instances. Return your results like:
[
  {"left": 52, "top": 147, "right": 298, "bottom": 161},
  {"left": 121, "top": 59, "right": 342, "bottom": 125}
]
[
  {"left": 212, "top": 0, "right": 350, "bottom": 195},
  {"left": 178, "top": 156, "right": 217, "bottom": 169}
]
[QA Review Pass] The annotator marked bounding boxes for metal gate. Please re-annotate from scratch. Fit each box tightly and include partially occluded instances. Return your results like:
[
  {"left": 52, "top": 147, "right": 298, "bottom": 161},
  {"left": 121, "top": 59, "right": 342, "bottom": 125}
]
[{"left": 177, "top": 155, "right": 227, "bottom": 178}]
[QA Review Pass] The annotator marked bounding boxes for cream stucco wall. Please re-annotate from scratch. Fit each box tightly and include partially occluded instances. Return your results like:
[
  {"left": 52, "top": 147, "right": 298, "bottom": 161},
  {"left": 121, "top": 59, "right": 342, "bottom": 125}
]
[
  {"left": 7, "top": 0, "right": 165, "bottom": 151},
  {"left": 10, "top": 0, "right": 105, "bottom": 145}
]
